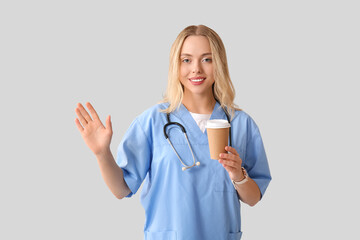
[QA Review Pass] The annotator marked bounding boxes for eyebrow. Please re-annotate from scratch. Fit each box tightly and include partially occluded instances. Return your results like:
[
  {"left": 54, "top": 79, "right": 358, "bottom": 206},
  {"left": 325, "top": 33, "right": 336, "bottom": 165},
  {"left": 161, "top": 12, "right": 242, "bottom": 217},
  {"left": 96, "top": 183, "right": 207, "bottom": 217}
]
[{"left": 180, "top": 53, "right": 212, "bottom": 57}]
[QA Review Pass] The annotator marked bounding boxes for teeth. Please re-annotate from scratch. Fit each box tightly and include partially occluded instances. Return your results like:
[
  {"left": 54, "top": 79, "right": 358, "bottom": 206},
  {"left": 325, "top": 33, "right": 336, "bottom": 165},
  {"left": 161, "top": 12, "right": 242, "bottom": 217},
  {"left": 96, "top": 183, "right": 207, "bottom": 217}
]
[{"left": 191, "top": 78, "right": 204, "bottom": 82}]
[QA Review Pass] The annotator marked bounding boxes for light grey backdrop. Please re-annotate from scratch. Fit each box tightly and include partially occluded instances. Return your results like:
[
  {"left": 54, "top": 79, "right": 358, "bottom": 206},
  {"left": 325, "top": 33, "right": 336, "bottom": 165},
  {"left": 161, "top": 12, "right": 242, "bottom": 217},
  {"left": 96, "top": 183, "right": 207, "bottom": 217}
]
[{"left": 1, "top": 0, "right": 359, "bottom": 239}]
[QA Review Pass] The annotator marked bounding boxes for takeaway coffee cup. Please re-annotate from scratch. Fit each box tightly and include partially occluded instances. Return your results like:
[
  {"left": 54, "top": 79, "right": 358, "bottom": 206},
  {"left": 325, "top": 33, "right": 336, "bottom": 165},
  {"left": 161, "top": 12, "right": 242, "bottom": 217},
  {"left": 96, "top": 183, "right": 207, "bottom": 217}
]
[{"left": 206, "top": 119, "right": 230, "bottom": 160}]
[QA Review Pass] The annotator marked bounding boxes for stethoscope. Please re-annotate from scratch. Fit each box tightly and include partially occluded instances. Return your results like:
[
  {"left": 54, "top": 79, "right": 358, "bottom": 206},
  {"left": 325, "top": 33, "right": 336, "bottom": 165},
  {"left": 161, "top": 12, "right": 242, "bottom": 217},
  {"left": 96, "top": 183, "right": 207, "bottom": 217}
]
[{"left": 163, "top": 105, "right": 232, "bottom": 171}]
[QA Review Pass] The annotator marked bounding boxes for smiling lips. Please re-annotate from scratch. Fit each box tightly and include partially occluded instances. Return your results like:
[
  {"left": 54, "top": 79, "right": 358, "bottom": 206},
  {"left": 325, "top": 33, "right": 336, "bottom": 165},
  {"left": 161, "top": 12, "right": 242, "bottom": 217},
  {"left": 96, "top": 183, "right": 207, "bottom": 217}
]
[{"left": 189, "top": 77, "right": 206, "bottom": 85}]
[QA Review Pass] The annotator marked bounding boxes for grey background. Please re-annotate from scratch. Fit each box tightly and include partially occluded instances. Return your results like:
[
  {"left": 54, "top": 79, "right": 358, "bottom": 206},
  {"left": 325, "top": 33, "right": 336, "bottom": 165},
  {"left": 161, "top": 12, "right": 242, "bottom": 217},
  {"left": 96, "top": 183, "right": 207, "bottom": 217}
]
[{"left": 1, "top": 0, "right": 359, "bottom": 239}]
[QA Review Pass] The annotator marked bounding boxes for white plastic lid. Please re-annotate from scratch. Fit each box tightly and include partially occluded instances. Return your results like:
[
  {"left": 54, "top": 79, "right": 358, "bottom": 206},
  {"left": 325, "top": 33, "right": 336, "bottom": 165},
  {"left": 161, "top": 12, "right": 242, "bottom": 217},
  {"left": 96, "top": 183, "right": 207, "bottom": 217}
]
[{"left": 205, "top": 119, "right": 230, "bottom": 129}]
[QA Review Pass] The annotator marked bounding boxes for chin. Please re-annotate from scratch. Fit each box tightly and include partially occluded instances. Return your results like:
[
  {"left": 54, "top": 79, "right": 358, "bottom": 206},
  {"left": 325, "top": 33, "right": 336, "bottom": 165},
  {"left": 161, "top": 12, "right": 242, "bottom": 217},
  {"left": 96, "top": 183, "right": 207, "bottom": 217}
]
[{"left": 184, "top": 87, "right": 213, "bottom": 96}]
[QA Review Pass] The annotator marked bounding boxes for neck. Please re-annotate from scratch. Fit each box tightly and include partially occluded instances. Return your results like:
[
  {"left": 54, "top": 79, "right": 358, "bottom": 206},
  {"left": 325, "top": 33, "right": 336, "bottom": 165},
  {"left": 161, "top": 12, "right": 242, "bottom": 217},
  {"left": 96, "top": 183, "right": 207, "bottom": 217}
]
[{"left": 182, "top": 91, "right": 216, "bottom": 114}]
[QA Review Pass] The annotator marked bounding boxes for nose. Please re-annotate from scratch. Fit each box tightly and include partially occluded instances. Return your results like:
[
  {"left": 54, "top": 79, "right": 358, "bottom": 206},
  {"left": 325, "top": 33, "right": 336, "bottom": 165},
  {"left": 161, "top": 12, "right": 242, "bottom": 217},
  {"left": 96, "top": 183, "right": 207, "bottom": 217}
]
[{"left": 192, "top": 61, "right": 202, "bottom": 73}]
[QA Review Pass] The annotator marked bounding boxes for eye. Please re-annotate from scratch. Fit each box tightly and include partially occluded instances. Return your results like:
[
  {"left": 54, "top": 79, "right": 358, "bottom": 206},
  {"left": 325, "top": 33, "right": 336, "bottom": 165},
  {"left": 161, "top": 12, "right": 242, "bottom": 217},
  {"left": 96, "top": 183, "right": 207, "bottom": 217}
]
[
  {"left": 182, "top": 58, "right": 190, "bottom": 63},
  {"left": 202, "top": 58, "right": 212, "bottom": 63}
]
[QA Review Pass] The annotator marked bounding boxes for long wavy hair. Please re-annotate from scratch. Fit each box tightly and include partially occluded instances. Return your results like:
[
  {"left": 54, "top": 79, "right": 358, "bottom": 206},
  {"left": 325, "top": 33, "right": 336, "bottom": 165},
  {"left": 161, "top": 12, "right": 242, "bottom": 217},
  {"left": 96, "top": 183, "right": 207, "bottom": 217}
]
[{"left": 161, "top": 25, "right": 240, "bottom": 119}]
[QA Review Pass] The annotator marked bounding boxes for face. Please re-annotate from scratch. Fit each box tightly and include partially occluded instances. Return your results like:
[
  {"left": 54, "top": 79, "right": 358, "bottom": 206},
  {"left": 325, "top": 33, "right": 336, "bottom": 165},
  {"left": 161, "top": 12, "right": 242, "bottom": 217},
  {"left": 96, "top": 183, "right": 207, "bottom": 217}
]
[{"left": 179, "top": 35, "right": 215, "bottom": 98}]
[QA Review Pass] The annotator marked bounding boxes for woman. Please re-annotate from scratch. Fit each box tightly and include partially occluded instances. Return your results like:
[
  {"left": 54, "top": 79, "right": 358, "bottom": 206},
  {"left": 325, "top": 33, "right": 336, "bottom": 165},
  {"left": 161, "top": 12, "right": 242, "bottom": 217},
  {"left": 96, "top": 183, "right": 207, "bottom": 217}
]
[{"left": 75, "top": 25, "right": 271, "bottom": 240}]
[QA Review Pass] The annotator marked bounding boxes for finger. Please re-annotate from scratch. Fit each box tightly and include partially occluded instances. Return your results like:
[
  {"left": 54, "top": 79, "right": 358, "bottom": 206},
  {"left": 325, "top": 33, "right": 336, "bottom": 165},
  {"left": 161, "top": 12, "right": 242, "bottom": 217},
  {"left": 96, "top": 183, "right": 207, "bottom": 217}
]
[
  {"left": 219, "top": 159, "right": 239, "bottom": 168},
  {"left": 219, "top": 152, "right": 242, "bottom": 166},
  {"left": 86, "top": 102, "right": 100, "bottom": 122},
  {"left": 75, "top": 107, "right": 88, "bottom": 126},
  {"left": 225, "top": 146, "right": 239, "bottom": 156},
  {"left": 219, "top": 153, "right": 238, "bottom": 161},
  {"left": 77, "top": 103, "right": 93, "bottom": 122},
  {"left": 221, "top": 163, "right": 237, "bottom": 173},
  {"left": 75, "top": 118, "right": 84, "bottom": 132},
  {"left": 105, "top": 115, "right": 112, "bottom": 131}
]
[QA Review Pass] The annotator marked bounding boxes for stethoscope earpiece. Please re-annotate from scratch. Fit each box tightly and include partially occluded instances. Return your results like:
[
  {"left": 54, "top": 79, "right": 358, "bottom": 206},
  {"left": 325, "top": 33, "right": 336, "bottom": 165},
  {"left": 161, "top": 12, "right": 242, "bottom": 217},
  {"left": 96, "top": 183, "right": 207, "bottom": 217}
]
[
  {"left": 164, "top": 104, "right": 231, "bottom": 171},
  {"left": 181, "top": 161, "right": 201, "bottom": 171}
]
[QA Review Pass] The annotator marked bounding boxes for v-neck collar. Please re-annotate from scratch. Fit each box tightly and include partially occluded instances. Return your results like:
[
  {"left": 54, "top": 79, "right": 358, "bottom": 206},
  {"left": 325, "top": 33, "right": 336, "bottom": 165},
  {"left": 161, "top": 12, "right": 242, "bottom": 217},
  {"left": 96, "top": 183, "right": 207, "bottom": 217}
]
[{"left": 171, "top": 102, "right": 228, "bottom": 144}]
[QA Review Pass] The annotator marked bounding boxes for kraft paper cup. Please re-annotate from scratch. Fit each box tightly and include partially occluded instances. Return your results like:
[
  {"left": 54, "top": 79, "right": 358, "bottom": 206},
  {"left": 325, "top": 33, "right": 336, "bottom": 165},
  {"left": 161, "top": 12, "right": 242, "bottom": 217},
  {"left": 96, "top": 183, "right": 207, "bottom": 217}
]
[{"left": 206, "top": 119, "right": 230, "bottom": 160}]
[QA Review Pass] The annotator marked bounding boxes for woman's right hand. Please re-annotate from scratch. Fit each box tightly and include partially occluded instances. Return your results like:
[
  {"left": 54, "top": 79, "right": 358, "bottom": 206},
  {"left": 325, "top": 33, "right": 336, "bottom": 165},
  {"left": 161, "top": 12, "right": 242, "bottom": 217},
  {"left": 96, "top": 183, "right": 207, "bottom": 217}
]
[{"left": 75, "top": 102, "right": 113, "bottom": 156}]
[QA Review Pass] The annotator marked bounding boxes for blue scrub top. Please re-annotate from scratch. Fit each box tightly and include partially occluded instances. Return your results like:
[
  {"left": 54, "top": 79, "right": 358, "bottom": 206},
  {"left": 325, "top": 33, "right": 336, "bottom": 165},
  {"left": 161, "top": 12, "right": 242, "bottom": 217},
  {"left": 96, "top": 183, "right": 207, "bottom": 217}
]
[{"left": 116, "top": 102, "right": 271, "bottom": 240}]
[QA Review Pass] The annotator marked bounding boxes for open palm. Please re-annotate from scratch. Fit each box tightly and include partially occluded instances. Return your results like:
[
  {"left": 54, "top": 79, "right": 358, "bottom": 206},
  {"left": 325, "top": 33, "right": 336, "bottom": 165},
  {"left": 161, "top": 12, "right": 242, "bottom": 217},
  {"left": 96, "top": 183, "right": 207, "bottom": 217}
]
[{"left": 75, "top": 102, "right": 113, "bottom": 156}]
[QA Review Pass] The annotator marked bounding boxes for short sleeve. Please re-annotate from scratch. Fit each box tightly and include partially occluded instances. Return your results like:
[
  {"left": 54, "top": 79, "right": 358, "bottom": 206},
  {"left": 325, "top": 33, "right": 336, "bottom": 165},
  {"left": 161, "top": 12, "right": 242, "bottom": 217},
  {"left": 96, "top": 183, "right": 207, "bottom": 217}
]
[
  {"left": 116, "top": 118, "right": 152, "bottom": 198},
  {"left": 244, "top": 119, "right": 272, "bottom": 199}
]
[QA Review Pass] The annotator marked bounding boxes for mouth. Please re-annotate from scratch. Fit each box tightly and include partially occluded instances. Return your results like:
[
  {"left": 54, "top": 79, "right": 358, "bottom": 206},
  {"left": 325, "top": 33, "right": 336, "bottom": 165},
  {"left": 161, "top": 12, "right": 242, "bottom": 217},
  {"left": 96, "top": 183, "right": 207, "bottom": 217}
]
[{"left": 189, "top": 77, "right": 206, "bottom": 85}]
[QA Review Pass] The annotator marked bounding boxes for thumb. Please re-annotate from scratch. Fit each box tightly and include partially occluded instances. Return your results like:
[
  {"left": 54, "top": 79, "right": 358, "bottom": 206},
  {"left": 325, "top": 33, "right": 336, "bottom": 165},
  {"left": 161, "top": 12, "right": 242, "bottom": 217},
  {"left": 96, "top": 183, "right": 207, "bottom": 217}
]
[{"left": 105, "top": 115, "right": 112, "bottom": 132}]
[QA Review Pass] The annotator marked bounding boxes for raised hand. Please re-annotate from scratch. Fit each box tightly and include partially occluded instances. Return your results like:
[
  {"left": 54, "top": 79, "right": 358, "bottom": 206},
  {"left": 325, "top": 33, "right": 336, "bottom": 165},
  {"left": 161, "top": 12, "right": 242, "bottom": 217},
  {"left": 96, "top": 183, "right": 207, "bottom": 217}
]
[{"left": 75, "top": 102, "right": 113, "bottom": 156}]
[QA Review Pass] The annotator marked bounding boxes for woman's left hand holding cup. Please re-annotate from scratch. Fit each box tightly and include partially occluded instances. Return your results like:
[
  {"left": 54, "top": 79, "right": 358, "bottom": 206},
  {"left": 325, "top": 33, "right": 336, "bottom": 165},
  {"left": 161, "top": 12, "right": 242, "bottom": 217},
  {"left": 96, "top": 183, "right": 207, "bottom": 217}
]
[{"left": 218, "top": 146, "right": 244, "bottom": 182}]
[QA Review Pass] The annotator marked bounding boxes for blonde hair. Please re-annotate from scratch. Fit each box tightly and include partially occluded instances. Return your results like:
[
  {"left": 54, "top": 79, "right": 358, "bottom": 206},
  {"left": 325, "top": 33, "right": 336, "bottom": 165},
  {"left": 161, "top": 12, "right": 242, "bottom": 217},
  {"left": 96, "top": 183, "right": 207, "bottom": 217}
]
[{"left": 161, "top": 25, "right": 241, "bottom": 119}]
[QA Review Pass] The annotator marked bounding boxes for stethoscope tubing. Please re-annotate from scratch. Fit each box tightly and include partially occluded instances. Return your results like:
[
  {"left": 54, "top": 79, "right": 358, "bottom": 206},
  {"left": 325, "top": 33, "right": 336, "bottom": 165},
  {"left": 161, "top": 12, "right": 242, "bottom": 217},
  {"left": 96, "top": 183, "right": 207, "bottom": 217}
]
[
  {"left": 163, "top": 122, "right": 186, "bottom": 139},
  {"left": 163, "top": 105, "right": 232, "bottom": 170}
]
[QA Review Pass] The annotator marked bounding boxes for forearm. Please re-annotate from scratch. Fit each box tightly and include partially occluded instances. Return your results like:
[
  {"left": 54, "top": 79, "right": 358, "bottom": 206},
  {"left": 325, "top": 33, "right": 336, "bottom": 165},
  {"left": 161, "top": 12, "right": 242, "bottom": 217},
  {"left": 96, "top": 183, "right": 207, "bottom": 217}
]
[
  {"left": 95, "top": 149, "right": 131, "bottom": 199},
  {"left": 234, "top": 177, "right": 261, "bottom": 207}
]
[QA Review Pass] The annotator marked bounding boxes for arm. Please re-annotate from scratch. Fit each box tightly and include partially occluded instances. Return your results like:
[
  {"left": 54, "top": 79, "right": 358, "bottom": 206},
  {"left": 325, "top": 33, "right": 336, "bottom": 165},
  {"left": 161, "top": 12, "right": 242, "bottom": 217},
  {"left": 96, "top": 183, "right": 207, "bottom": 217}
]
[
  {"left": 75, "top": 102, "right": 131, "bottom": 199},
  {"left": 231, "top": 174, "right": 261, "bottom": 207},
  {"left": 95, "top": 149, "right": 131, "bottom": 199},
  {"left": 218, "top": 146, "right": 261, "bottom": 206}
]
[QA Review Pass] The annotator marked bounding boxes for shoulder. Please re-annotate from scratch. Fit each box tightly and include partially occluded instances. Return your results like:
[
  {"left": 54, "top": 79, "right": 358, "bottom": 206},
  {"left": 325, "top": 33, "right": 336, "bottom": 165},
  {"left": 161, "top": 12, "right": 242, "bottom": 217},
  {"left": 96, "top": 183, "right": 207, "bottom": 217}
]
[
  {"left": 123, "top": 103, "right": 168, "bottom": 142},
  {"left": 232, "top": 109, "right": 256, "bottom": 125},
  {"left": 135, "top": 103, "right": 168, "bottom": 122},
  {"left": 136, "top": 103, "right": 167, "bottom": 120},
  {"left": 232, "top": 109, "right": 261, "bottom": 134}
]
